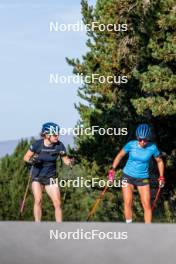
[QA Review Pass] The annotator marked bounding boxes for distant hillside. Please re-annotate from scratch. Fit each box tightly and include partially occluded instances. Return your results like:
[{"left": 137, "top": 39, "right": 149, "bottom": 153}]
[
  {"left": 0, "top": 140, "right": 20, "bottom": 158},
  {"left": 0, "top": 135, "right": 74, "bottom": 158}
]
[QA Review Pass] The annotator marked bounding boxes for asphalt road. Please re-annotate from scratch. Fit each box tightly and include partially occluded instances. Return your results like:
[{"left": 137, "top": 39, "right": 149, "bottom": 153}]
[{"left": 0, "top": 222, "right": 175, "bottom": 264}]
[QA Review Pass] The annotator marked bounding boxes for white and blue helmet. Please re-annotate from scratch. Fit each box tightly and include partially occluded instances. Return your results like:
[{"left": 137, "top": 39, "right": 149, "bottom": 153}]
[
  {"left": 41, "top": 122, "right": 60, "bottom": 135},
  {"left": 136, "top": 124, "right": 151, "bottom": 140}
]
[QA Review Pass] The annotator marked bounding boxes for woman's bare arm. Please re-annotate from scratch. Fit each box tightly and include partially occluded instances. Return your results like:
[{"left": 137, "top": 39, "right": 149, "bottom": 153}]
[
  {"left": 62, "top": 156, "right": 72, "bottom": 166},
  {"left": 23, "top": 150, "right": 34, "bottom": 162},
  {"left": 112, "top": 149, "right": 126, "bottom": 169},
  {"left": 155, "top": 156, "right": 164, "bottom": 177}
]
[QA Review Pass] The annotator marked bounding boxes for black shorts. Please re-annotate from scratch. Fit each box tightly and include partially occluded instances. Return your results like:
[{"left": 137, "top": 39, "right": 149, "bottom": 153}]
[
  {"left": 32, "top": 176, "right": 57, "bottom": 186},
  {"left": 122, "top": 173, "right": 149, "bottom": 187}
]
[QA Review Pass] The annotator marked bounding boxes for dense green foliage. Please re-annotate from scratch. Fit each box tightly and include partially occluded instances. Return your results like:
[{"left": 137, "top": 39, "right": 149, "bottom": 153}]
[
  {"left": 0, "top": 0, "right": 176, "bottom": 222},
  {"left": 67, "top": 0, "right": 176, "bottom": 221}
]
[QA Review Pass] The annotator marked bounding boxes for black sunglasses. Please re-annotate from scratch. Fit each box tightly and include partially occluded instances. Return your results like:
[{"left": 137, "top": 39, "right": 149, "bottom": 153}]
[{"left": 138, "top": 138, "right": 148, "bottom": 142}]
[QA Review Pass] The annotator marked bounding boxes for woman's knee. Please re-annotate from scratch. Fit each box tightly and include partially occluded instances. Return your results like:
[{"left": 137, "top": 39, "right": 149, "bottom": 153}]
[
  {"left": 141, "top": 200, "right": 151, "bottom": 210},
  {"left": 124, "top": 200, "right": 133, "bottom": 209},
  {"left": 34, "top": 198, "right": 42, "bottom": 207},
  {"left": 52, "top": 198, "right": 61, "bottom": 208}
]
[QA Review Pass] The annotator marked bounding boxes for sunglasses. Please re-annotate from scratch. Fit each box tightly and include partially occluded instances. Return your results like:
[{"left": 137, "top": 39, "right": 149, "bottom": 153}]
[
  {"left": 138, "top": 138, "right": 148, "bottom": 143},
  {"left": 48, "top": 134, "right": 59, "bottom": 137}
]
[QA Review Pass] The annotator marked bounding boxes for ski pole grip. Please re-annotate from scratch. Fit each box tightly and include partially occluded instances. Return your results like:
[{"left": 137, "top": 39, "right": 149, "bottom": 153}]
[
  {"left": 158, "top": 176, "right": 165, "bottom": 181},
  {"left": 108, "top": 168, "right": 115, "bottom": 182}
]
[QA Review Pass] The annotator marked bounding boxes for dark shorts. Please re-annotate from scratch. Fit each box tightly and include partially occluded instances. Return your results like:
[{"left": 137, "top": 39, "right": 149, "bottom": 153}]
[
  {"left": 32, "top": 176, "right": 57, "bottom": 186},
  {"left": 122, "top": 173, "right": 149, "bottom": 187}
]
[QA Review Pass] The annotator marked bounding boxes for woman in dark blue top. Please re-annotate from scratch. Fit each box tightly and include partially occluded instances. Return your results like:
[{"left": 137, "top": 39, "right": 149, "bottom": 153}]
[{"left": 24, "top": 122, "right": 73, "bottom": 223}]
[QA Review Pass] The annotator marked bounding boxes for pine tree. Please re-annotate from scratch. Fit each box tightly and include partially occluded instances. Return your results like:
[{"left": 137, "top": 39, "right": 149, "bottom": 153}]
[
  {"left": 67, "top": 0, "right": 151, "bottom": 170},
  {"left": 67, "top": 0, "right": 176, "bottom": 221},
  {"left": 132, "top": 0, "right": 176, "bottom": 117},
  {"left": 131, "top": 0, "right": 176, "bottom": 214}
]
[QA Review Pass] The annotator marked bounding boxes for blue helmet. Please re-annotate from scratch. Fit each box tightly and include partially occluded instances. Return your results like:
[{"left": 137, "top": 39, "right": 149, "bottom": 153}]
[
  {"left": 136, "top": 124, "right": 151, "bottom": 139},
  {"left": 41, "top": 122, "right": 60, "bottom": 135}
]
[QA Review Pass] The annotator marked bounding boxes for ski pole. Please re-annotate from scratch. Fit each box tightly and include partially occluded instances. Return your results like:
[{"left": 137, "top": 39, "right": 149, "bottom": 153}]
[
  {"left": 87, "top": 184, "right": 108, "bottom": 221},
  {"left": 62, "top": 165, "right": 73, "bottom": 204},
  {"left": 151, "top": 187, "right": 161, "bottom": 211},
  {"left": 19, "top": 165, "right": 33, "bottom": 218}
]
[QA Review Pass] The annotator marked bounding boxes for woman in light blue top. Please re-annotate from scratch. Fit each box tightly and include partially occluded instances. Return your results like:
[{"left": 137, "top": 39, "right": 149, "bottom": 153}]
[{"left": 109, "top": 124, "right": 165, "bottom": 223}]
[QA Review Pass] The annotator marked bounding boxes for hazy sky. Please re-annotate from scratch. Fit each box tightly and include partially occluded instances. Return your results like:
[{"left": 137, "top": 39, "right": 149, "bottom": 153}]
[{"left": 0, "top": 0, "right": 96, "bottom": 141}]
